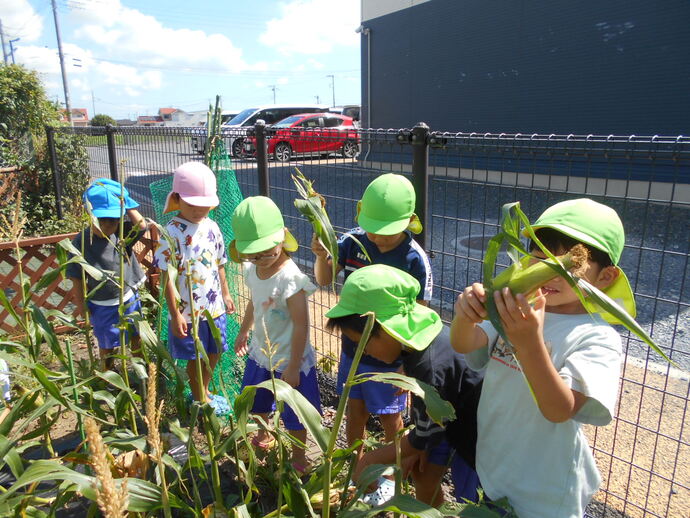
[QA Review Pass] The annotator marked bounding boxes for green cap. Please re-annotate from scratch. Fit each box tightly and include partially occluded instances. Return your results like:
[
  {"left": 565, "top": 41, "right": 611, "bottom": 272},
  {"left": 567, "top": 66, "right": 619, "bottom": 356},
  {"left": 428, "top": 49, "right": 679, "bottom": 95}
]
[
  {"left": 357, "top": 174, "right": 422, "bottom": 235},
  {"left": 326, "top": 264, "right": 442, "bottom": 350},
  {"left": 528, "top": 198, "right": 636, "bottom": 322},
  {"left": 229, "top": 196, "right": 298, "bottom": 261}
]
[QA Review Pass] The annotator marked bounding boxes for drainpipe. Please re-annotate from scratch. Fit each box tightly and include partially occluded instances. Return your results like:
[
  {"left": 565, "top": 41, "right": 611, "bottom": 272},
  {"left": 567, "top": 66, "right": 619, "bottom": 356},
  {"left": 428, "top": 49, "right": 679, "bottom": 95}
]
[{"left": 356, "top": 24, "right": 372, "bottom": 160}]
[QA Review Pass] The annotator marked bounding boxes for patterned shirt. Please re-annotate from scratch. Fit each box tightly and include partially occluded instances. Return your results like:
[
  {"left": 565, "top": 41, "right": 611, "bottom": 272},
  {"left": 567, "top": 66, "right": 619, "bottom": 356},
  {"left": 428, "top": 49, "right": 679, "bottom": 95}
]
[{"left": 153, "top": 217, "right": 228, "bottom": 322}]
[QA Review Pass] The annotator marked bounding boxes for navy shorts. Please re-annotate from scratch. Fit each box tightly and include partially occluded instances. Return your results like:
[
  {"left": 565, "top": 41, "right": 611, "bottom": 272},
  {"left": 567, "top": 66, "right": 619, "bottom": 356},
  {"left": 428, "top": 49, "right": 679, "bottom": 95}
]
[
  {"left": 336, "top": 351, "right": 407, "bottom": 415},
  {"left": 241, "top": 357, "right": 322, "bottom": 431},
  {"left": 168, "top": 314, "right": 228, "bottom": 360},
  {"left": 428, "top": 440, "right": 480, "bottom": 503},
  {"left": 87, "top": 294, "right": 141, "bottom": 350}
]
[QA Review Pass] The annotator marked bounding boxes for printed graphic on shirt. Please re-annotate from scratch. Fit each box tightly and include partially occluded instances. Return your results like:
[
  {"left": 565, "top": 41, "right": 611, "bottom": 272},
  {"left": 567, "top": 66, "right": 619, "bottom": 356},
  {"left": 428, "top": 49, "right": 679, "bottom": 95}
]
[{"left": 490, "top": 335, "right": 553, "bottom": 374}]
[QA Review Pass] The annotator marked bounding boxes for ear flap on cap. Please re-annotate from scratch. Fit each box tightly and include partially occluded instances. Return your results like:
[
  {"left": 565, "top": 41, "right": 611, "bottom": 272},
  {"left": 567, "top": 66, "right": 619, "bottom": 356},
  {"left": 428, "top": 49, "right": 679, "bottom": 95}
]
[
  {"left": 229, "top": 240, "right": 242, "bottom": 263},
  {"left": 163, "top": 192, "right": 180, "bottom": 214},
  {"left": 407, "top": 214, "right": 423, "bottom": 234},
  {"left": 283, "top": 229, "right": 299, "bottom": 252}
]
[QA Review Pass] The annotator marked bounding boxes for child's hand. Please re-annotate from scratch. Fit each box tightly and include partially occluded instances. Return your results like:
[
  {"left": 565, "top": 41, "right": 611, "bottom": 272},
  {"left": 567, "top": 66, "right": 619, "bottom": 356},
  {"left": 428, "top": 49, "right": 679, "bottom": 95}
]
[
  {"left": 454, "top": 283, "right": 487, "bottom": 324},
  {"left": 171, "top": 311, "right": 188, "bottom": 338},
  {"left": 224, "top": 294, "right": 236, "bottom": 314},
  {"left": 493, "top": 287, "right": 546, "bottom": 351},
  {"left": 234, "top": 331, "right": 249, "bottom": 356},
  {"left": 311, "top": 233, "right": 329, "bottom": 259},
  {"left": 280, "top": 363, "right": 300, "bottom": 388}
]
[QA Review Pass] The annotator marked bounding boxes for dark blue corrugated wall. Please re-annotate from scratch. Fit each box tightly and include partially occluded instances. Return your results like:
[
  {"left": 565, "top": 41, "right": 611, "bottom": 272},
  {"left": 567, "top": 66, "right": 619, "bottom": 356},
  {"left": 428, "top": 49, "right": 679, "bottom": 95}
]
[{"left": 361, "top": 0, "right": 690, "bottom": 135}]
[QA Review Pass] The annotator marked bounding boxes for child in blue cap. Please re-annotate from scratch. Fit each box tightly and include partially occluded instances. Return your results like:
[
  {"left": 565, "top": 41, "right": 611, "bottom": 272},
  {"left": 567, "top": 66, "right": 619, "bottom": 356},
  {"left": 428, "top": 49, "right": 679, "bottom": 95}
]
[{"left": 68, "top": 179, "right": 147, "bottom": 370}]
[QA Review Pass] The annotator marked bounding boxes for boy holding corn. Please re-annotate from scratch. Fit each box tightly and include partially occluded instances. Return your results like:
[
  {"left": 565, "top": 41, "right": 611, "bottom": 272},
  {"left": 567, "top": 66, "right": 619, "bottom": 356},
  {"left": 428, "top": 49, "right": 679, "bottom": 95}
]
[
  {"left": 311, "top": 174, "right": 432, "bottom": 462},
  {"left": 452, "top": 198, "right": 631, "bottom": 518}
]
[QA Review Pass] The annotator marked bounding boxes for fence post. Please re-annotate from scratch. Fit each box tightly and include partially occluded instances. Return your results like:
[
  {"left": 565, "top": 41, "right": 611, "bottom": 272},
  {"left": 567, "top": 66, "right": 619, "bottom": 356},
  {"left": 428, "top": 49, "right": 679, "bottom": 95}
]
[
  {"left": 106, "top": 124, "right": 119, "bottom": 182},
  {"left": 410, "top": 122, "right": 430, "bottom": 251},
  {"left": 255, "top": 119, "right": 270, "bottom": 196},
  {"left": 46, "top": 125, "right": 64, "bottom": 220}
]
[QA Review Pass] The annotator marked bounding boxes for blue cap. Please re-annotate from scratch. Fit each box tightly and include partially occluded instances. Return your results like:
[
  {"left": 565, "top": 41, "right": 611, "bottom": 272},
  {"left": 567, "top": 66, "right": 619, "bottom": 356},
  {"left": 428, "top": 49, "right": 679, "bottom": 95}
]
[{"left": 84, "top": 180, "right": 126, "bottom": 218}]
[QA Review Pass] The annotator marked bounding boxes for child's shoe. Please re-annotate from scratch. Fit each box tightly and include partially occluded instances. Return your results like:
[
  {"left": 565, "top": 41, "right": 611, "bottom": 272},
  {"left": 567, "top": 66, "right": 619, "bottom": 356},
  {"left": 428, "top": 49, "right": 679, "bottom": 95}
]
[{"left": 361, "top": 477, "right": 395, "bottom": 506}]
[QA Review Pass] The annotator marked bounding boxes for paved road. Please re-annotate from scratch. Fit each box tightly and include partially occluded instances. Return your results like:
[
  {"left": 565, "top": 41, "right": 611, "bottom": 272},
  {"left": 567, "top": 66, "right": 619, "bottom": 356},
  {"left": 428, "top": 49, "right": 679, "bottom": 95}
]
[{"left": 86, "top": 140, "right": 690, "bottom": 371}]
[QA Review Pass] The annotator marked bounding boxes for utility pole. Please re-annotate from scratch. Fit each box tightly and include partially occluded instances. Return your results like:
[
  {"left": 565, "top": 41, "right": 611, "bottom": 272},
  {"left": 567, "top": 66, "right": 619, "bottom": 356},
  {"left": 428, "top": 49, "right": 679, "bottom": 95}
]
[
  {"left": 269, "top": 85, "right": 276, "bottom": 104},
  {"left": 327, "top": 74, "right": 335, "bottom": 107},
  {"left": 9, "top": 38, "right": 18, "bottom": 64},
  {"left": 0, "top": 20, "right": 8, "bottom": 64},
  {"left": 91, "top": 90, "right": 96, "bottom": 118},
  {"left": 51, "top": 0, "right": 72, "bottom": 125},
  {"left": 314, "top": 95, "right": 320, "bottom": 104}
]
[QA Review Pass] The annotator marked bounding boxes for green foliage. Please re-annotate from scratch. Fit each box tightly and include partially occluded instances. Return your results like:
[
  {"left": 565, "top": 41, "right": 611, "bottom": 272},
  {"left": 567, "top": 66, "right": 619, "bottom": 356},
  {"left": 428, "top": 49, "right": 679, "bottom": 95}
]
[{"left": 90, "top": 113, "right": 117, "bottom": 127}]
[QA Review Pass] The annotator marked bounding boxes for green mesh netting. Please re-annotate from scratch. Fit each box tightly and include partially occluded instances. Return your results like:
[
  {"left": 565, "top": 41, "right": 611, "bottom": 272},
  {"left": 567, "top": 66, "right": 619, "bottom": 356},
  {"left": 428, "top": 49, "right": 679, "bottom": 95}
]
[{"left": 149, "top": 153, "right": 246, "bottom": 415}]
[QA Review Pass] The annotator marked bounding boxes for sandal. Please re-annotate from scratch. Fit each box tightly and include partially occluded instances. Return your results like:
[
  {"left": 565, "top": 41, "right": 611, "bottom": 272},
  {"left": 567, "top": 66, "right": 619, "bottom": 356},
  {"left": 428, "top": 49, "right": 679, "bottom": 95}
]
[
  {"left": 362, "top": 477, "right": 396, "bottom": 506},
  {"left": 291, "top": 460, "right": 311, "bottom": 476},
  {"left": 251, "top": 435, "right": 276, "bottom": 450}
]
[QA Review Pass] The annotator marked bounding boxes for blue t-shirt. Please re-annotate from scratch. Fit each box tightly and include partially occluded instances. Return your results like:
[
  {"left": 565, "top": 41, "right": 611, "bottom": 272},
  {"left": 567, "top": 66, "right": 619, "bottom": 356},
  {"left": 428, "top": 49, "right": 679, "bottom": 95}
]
[{"left": 337, "top": 227, "right": 433, "bottom": 367}]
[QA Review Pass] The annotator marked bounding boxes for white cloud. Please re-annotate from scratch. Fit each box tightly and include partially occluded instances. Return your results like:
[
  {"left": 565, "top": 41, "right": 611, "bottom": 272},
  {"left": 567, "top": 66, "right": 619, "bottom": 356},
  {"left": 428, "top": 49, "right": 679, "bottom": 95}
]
[
  {"left": 259, "top": 0, "right": 360, "bottom": 55},
  {"left": 69, "top": 0, "right": 261, "bottom": 73},
  {"left": 0, "top": 0, "right": 44, "bottom": 42},
  {"left": 277, "top": 77, "right": 289, "bottom": 85}
]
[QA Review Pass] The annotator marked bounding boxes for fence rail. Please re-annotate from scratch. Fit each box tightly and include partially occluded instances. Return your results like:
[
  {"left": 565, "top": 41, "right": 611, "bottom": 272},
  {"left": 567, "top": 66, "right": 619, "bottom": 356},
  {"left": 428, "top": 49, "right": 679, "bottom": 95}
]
[{"left": 36, "top": 123, "right": 690, "bottom": 518}]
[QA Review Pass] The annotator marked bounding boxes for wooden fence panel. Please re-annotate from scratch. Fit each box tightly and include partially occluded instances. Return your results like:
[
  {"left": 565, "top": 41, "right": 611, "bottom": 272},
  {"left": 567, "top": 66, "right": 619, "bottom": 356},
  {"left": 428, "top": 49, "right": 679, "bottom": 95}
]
[{"left": 0, "top": 227, "right": 159, "bottom": 336}]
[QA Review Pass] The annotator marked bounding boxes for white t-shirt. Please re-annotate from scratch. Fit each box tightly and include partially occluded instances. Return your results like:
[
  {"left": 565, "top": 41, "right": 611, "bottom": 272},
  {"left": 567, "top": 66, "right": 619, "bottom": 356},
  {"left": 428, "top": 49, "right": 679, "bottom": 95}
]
[
  {"left": 244, "top": 259, "right": 317, "bottom": 374},
  {"left": 153, "top": 217, "right": 228, "bottom": 322},
  {"left": 467, "top": 312, "right": 621, "bottom": 518}
]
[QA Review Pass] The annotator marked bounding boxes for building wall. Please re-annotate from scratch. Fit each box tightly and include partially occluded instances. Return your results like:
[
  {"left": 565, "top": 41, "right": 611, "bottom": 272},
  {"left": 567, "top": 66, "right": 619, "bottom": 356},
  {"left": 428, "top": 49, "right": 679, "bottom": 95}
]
[{"left": 361, "top": 0, "right": 690, "bottom": 135}]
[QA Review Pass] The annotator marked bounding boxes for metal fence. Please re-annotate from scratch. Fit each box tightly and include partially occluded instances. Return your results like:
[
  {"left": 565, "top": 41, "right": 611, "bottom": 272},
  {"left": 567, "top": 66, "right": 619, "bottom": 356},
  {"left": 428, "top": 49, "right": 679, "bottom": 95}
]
[{"left": 49, "top": 123, "right": 689, "bottom": 518}]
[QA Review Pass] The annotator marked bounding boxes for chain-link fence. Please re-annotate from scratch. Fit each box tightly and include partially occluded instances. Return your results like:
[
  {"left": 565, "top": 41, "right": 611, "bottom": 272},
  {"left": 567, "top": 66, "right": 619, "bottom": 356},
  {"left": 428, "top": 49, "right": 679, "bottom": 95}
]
[{"left": 49, "top": 123, "right": 689, "bottom": 518}]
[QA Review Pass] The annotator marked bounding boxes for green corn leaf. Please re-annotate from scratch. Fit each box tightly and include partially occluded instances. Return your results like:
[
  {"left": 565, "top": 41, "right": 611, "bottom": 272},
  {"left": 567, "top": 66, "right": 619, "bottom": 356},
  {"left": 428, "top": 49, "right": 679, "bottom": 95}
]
[{"left": 352, "top": 372, "right": 455, "bottom": 425}]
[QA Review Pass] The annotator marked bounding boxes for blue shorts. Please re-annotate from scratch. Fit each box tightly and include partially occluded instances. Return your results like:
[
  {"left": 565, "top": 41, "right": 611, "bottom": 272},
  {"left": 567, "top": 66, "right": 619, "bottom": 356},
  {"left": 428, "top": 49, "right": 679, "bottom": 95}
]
[
  {"left": 336, "top": 351, "right": 407, "bottom": 415},
  {"left": 88, "top": 294, "right": 141, "bottom": 350},
  {"left": 241, "top": 357, "right": 322, "bottom": 431},
  {"left": 168, "top": 314, "right": 228, "bottom": 360},
  {"left": 428, "top": 440, "right": 480, "bottom": 503}
]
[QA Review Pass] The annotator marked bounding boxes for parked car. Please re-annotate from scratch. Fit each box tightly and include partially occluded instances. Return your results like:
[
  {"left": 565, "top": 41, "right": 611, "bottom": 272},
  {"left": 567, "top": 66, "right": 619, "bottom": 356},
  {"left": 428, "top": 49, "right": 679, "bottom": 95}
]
[
  {"left": 245, "top": 112, "right": 359, "bottom": 162},
  {"left": 329, "top": 104, "right": 360, "bottom": 125},
  {"left": 192, "top": 104, "right": 327, "bottom": 157},
  {"left": 190, "top": 110, "right": 238, "bottom": 153}
]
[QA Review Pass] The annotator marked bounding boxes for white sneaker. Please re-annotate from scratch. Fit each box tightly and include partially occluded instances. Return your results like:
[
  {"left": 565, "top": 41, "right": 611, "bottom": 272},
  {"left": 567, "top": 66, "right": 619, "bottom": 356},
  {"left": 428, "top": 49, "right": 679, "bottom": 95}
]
[{"left": 362, "top": 477, "right": 396, "bottom": 506}]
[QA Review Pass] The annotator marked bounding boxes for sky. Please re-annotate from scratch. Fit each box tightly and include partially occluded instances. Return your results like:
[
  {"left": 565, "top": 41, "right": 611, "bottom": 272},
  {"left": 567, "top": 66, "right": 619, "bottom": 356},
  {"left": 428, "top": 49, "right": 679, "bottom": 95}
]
[{"left": 0, "top": 0, "right": 362, "bottom": 119}]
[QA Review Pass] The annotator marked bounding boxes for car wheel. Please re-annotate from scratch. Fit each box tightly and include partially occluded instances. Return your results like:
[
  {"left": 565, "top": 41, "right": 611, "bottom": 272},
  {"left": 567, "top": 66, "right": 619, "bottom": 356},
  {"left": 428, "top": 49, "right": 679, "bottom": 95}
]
[
  {"left": 341, "top": 139, "right": 359, "bottom": 158},
  {"left": 231, "top": 138, "right": 245, "bottom": 158},
  {"left": 274, "top": 142, "right": 292, "bottom": 162}
]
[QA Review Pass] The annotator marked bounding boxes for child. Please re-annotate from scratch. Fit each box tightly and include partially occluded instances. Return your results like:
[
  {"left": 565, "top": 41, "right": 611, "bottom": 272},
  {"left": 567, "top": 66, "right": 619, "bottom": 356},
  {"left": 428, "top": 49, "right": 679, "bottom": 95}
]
[
  {"left": 451, "top": 198, "right": 630, "bottom": 518},
  {"left": 231, "top": 196, "right": 322, "bottom": 474},
  {"left": 68, "top": 178, "right": 147, "bottom": 370},
  {"left": 153, "top": 162, "right": 236, "bottom": 409},
  {"left": 311, "top": 173, "right": 433, "bottom": 457},
  {"left": 325, "top": 264, "right": 483, "bottom": 507}
]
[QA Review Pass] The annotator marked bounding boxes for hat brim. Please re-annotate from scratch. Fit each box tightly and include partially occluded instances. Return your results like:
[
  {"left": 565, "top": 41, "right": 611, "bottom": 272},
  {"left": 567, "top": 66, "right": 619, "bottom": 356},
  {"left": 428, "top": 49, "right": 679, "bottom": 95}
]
[
  {"left": 180, "top": 194, "right": 219, "bottom": 208},
  {"left": 91, "top": 207, "right": 124, "bottom": 219},
  {"left": 229, "top": 228, "right": 299, "bottom": 263},
  {"left": 582, "top": 267, "right": 637, "bottom": 324},
  {"left": 525, "top": 223, "right": 609, "bottom": 261},
  {"left": 357, "top": 213, "right": 412, "bottom": 236},
  {"left": 325, "top": 300, "right": 443, "bottom": 351}
]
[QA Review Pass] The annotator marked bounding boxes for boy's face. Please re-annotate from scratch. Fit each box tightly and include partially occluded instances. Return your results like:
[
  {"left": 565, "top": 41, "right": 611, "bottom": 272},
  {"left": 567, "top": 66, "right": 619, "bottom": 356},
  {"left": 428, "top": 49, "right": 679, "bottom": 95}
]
[
  {"left": 93, "top": 219, "right": 118, "bottom": 237},
  {"left": 341, "top": 326, "right": 402, "bottom": 364},
  {"left": 178, "top": 198, "right": 212, "bottom": 224},
  {"left": 530, "top": 246, "right": 619, "bottom": 313},
  {"left": 365, "top": 231, "right": 406, "bottom": 253}
]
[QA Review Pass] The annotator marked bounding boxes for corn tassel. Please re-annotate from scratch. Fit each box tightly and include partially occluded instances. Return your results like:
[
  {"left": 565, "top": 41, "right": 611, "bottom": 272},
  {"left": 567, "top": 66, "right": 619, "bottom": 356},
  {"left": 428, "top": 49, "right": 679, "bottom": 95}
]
[{"left": 491, "top": 244, "right": 589, "bottom": 296}]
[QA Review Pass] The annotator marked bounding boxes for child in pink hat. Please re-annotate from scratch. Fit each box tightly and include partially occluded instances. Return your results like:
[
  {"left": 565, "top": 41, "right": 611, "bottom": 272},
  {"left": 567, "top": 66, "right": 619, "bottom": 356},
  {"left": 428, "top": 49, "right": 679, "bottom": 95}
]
[{"left": 154, "top": 162, "right": 236, "bottom": 412}]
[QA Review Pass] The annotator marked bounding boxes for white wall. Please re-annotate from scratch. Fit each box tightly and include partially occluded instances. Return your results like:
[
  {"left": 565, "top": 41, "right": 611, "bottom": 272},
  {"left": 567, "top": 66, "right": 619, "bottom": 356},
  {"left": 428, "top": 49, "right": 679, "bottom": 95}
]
[{"left": 361, "top": 0, "right": 431, "bottom": 22}]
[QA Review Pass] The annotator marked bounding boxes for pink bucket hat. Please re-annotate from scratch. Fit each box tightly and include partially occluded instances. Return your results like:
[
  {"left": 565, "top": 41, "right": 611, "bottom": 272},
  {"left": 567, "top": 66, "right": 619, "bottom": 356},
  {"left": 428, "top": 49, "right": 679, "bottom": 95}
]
[{"left": 164, "top": 162, "right": 220, "bottom": 213}]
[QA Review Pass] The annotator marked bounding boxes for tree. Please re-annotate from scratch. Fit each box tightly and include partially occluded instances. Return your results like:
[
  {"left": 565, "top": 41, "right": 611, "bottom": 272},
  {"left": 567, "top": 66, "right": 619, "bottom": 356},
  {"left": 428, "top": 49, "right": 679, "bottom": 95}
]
[{"left": 90, "top": 113, "right": 117, "bottom": 127}]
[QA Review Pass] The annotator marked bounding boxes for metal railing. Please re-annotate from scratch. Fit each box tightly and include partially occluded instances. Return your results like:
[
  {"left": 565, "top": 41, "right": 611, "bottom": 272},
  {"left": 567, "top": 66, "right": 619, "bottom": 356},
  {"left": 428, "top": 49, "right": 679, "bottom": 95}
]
[{"left": 48, "top": 123, "right": 690, "bottom": 518}]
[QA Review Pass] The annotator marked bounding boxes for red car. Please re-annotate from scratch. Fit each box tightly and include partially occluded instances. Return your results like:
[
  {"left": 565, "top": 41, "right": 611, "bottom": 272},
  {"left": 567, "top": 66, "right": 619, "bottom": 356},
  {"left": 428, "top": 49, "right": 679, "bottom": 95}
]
[{"left": 245, "top": 112, "right": 359, "bottom": 161}]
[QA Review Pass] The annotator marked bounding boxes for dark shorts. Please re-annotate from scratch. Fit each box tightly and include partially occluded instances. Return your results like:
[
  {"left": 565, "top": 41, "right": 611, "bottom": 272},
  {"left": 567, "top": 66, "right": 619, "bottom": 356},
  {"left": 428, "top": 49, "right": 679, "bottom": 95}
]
[
  {"left": 87, "top": 294, "right": 141, "bottom": 350},
  {"left": 168, "top": 314, "right": 228, "bottom": 360},
  {"left": 336, "top": 351, "right": 407, "bottom": 415},
  {"left": 428, "top": 440, "right": 480, "bottom": 503},
  {"left": 241, "top": 357, "right": 322, "bottom": 431}
]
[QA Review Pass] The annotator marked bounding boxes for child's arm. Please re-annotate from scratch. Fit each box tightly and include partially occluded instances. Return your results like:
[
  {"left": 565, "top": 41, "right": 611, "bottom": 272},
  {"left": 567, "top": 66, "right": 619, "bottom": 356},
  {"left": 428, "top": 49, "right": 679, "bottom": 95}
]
[
  {"left": 282, "top": 289, "right": 309, "bottom": 388},
  {"left": 493, "top": 287, "right": 587, "bottom": 422},
  {"left": 126, "top": 208, "right": 147, "bottom": 231},
  {"left": 234, "top": 299, "right": 254, "bottom": 356},
  {"left": 450, "top": 283, "right": 490, "bottom": 353},
  {"left": 311, "top": 233, "right": 343, "bottom": 286},
  {"left": 164, "top": 273, "right": 187, "bottom": 338},
  {"left": 69, "top": 277, "right": 86, "bottom": 319},
  {"left": 218, "top": 267, "right": 236, "bottom": 314}
]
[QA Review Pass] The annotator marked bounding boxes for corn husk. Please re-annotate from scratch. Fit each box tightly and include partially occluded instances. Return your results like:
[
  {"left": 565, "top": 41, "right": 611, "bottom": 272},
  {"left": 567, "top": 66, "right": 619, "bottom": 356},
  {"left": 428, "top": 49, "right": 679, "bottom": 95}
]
[{"left": 484, "top": 202, "right": 672, "bottom": 365}]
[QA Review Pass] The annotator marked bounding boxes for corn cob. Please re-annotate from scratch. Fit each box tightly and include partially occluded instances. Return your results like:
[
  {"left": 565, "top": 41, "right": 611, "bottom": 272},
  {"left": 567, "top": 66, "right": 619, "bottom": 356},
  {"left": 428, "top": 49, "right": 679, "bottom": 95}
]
[{"left": 491, "top": 244, "right": 589, "bottom": 296}]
